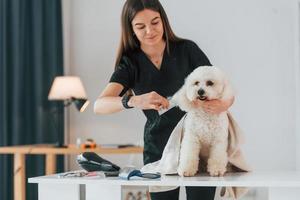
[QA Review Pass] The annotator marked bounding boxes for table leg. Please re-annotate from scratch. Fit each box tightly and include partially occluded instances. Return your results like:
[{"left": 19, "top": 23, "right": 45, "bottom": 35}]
[
  {"left": 45, "top": 154, "right": 56, "bottom": 175},
  {"left": 14, "top": 153, "right": 25, "bottom": 200},
  {"left": 268, "top": 187, "right": 300, "bottom": 200},
  {"left": 86, "top": 184, "right": 122, "bottom": 200},
  {"left": 39, "top": 183, "right": 80, "bottom": 200}
]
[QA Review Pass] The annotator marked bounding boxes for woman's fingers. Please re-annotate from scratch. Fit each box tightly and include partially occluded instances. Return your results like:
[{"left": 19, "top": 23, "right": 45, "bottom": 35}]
[
  {"left": 150, "top": 93, "right": 169, "bottom": 109},
  {"left": 152, "top": 99, "right": 168, "bottom": 109},
  {"left": 202, "top": 99, "right": 225, "bottom": 114},
  {"left": 138, "top": 91, "right": 169, "bottom": 111},
  {"left": 149, "top": 102, "right": 167, "bottom": 111},
  {"left": 149, "top": 104, "right": 160, "bottom": 111},
  {"left": 203, "top": 99, "right": 218, "bottom": 106},
  {"left": 193, "top": 98, "right": 232, "bottom": 114}
]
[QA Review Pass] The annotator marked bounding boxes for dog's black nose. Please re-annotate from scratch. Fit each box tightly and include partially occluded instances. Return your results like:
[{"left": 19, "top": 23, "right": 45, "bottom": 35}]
[{"left": 198, "top": 89, "right": 205, "bottom": 96}]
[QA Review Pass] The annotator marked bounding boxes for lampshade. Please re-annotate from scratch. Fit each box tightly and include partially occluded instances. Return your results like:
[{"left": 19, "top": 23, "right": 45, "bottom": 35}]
[{"left": 48, "top": 76, "right": 88, "bottom": 100}]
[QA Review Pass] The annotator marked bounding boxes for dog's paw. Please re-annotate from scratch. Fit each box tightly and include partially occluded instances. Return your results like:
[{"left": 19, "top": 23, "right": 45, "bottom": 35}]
[
  {"left": 177, "top": 166, "right": 198, "bottom": 177},
  {"left": 177, "top": 162, "right": 198, "bottom": 177},
  {"left": 207, "top": 158, "right": 227, "bottom": 177}
]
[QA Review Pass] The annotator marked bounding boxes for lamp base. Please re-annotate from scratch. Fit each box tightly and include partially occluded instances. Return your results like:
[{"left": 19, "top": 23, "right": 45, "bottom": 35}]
[{"left": 54, "top": 142, "right": 67, "bottom": 148}]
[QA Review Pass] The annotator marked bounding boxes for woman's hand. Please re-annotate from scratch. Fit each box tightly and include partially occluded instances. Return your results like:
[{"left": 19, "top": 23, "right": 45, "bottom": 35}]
[
  {"left": 128, "top": 91, "right": 169, "bottom": 111},
  {"left": 193, "top": 96, "right": 234, "bottom": 114}
]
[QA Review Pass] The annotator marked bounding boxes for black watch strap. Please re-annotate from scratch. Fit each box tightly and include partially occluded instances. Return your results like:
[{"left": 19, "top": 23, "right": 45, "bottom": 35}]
[{"left": 121, "top": 95, "right": 133, "bottom": 109}]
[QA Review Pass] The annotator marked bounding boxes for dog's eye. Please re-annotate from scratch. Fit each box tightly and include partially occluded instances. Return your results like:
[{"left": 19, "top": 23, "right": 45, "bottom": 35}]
[
  {"left": 194, "top": 81, "right": 199, "bottom": 86},
  {"left": 206, "top": 80, "right": 214, "bottom": 86}
]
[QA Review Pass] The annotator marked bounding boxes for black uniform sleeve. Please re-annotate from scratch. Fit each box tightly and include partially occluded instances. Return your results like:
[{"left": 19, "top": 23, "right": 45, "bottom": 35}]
[
  {"left": 186, "top": 40, "right": 212, "bottom": 69},
  {"left": 109, "top": 56, "right": 135, "bottom": 95}
]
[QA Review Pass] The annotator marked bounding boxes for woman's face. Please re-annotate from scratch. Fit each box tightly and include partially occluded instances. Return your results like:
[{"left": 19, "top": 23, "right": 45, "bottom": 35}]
[{"left": 131, "top": 9, "right": 164, "bottom": 47}]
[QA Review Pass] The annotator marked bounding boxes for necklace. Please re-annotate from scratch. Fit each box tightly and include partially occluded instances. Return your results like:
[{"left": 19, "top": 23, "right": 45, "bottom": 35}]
[
  {"left": 142, "top": 41, "right": 166, "bottom": 69},
  {"left": 146, "top": 51, "right": 164, "bottom": 68}
]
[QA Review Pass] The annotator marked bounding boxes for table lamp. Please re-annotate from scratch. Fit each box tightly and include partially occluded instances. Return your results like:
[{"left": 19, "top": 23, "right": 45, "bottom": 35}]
[{"left": 48, "top": 76, "right": 89, "bottom": 147}]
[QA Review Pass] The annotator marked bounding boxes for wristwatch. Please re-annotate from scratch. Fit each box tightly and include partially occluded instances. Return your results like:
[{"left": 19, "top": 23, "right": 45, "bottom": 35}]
[{"left": 121, "top": 94, "right": 133, "bottom": 109}]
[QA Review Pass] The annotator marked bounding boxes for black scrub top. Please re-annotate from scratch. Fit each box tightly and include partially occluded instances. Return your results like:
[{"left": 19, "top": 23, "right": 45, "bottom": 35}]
[{"left": 109, "top": 39, "right": 211, "bottom": 164}]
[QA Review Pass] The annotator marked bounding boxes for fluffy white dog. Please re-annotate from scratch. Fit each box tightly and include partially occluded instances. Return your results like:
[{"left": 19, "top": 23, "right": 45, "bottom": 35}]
[{"left": 171, "top": 66, "right": 234, "bottom": 177}]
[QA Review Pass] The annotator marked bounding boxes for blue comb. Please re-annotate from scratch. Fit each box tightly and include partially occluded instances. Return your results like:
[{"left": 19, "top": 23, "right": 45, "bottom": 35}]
[{"left": 118, "top": 166, "right": 160, "bottom": 180}]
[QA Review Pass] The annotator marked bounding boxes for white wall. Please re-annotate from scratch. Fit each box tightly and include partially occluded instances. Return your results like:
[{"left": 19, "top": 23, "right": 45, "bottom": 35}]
[
  {"left": 295, "top": 0, "right": 300, "bottom": 171},
  {"left": 63, "top": 0, "right": 300, "bottom": 174}
]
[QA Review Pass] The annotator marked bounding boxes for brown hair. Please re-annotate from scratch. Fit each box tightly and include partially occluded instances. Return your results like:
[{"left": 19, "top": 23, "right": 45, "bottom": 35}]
[{"left": 115, "top": 0, "right": 182, "bottom": 67}]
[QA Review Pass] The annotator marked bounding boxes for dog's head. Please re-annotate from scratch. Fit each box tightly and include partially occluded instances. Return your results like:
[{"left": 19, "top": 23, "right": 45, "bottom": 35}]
[{"left": 171, "top": 66, "right": 234, "bottom": 112}]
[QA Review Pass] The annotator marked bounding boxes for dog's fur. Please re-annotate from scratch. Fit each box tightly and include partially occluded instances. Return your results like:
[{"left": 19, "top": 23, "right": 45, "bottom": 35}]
[{"left": 171, "top": 66, "right": 234, "bottom": 177}]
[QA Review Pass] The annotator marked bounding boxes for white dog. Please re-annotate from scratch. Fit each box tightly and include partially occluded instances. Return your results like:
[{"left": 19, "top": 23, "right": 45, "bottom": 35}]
[{"left": 171, "top": 66, "right": 234, "bottom": 177}]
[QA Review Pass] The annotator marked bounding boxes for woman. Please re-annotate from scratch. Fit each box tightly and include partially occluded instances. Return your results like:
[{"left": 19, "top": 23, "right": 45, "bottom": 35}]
[{"left": 94, "top": 0, "right": 233, "bottom": 199}]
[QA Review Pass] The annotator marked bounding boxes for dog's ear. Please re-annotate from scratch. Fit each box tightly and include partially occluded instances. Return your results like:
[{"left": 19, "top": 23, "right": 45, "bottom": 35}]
[
  {"left": 221, "top": 77, "right": 234, "bottom": 100},
  {"left": 171, "top": 85, "right": 194, "bottom": 112}
]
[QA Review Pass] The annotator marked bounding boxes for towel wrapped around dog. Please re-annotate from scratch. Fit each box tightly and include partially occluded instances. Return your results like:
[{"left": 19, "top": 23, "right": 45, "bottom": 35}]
[{"left": 141, "top": 112, "right": 251, "bottom": 199}]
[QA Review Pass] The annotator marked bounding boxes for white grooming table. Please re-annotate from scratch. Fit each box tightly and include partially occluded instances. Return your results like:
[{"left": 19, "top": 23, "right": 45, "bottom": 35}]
[{"left": 28, "top": 171, "right": 300, "bottom": 200}]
